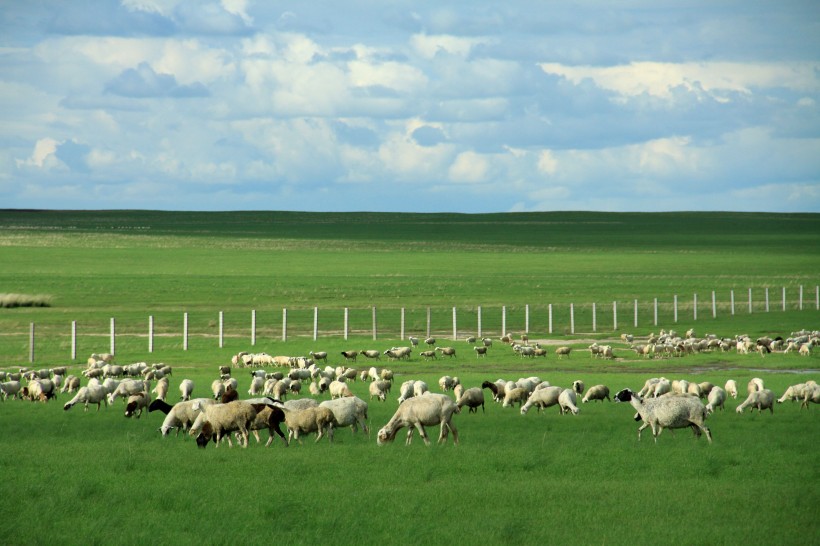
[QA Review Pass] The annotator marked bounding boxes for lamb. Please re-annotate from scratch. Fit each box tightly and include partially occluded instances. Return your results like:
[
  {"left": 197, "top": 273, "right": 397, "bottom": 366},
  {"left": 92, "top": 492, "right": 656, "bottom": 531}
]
[
  {"left": 320, "top": 396, "right": 369, "bottom": 434},
  {"left": 369, "top": 380, "right": 390, "bottom": 402},
  {"left": 152, "top": 377, "right": 169, "bottom": 401},
  {"left": 581, "top": 385, "right": 611, "bottom": 403},
  {"left": 376, "top": 393, "right": 459, "bottom": 446},
  {"left": 520, "top": 386, "right": 564, "bottom": 414},
  {"left": 150, "top": 398, "right": 216, "bottom": 437},
  {"left": 124, "top": 392, "right": 150, "bottom": 418},
  {"left": 705, "top": 387, "right": 726, "bottom": 414},
  {"left": 736, "top": 389, "right": 775, "bottom": 414},
  {"left": 419, "top": 350, "right": 437, "bottom": 361},
  {"left": 456, "top": 387, "right": 485, "bottom": 413},
  {"left": 558, "top": 389, "right": 579, "bottom": 415},
  {"left": 725, "top": 379, "right": 738, "bottom": 399},
  {"left": 273, "top": 403, "right": 335, "bottom": 445},
  {"left": 189, "top": 400, "right": 258, "bottom": 448},
  {"left": 502, "top": 387, "right": 528, "bottom": 408},
  {"left": 179, "top": 379, "right": 194, "bottom": 401},
  {"left": 63, "top": 383, "right": 108, "bottom": 412},
  {"left": 614, "top": 388, "right": 712, "bottom": 443}
]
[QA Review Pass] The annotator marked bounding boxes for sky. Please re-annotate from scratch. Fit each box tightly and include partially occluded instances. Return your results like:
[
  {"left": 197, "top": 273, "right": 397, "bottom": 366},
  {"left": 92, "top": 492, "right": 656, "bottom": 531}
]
[{"left": 1, "top": 1, "right": 819, "bottom": 213}]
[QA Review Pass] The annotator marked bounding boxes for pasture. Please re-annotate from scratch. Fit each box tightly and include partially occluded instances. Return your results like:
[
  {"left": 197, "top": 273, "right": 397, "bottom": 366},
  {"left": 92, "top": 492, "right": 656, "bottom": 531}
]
[{"left": 0, "top": 210, "right": 819, "bottom": 544}]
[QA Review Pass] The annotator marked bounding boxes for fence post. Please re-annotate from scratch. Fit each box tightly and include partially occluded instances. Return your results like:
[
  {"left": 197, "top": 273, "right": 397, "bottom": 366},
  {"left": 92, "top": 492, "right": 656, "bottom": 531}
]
[
  {"left": 674, "top": 295, "right": 678, "bottom": 322},
  {"left": 782, "top": 287, "right": 786, "bottom": 311},
  {"left": 400, "top": 308, "right": 405, "bottom": 340},
  {"left": 343, "top": 308, "right": 349, "bottom": 340},
  {"left": 282, "top": 308, "right": 287, "bottom": 342},
  {"left": 799, "top": 285, "right": 803, "bottom": 310},
  {"left": 183, "top": 312, "right": 189, "bottom": 350},
  {"left": 653, "top": 298, "right": 658, "bottom": 326},
  {"left": 633, "top": 299, "right": 638, "bottom": 328},
  {"left": 426, "top": 307, "right": 431, "bottom": 338},
  {"left": 251, "top": 310, "right": 256, "bottom": 346},
  {"left": 477, "top": 306, "right": 482, "bottom": 338},
  {"left": 313, "top": 307, "right": 318, "bottom": 341},
  {"left": 372, "top": 306, "right": 377, "bottom": 341},
  {"left": 548, "top": 304, "right": 553, "bottom": 334},
  {"left": 570, "top": 303, "right": 575, "bottom": 334},
  {"left": 502, "top": 305, "right": 507, "bottom": 337},
  {"left": 731, "top": 289, "right": 735, "bottom": 315},
  {"left": 613, "top": 301, "right": 617, "bottom": 331},
  {"left": 592, "top": 302, "right": 597, "bottom": 333},
  {"left": 219, "top": 311, "right": 224, "bottom": 348},
  {"left": 712, "top": 291, "right": 717, "bottom": 318},
  {"left": 71, "top": 320, "right": 77, "bottom": 360},
  {"left": 748, "top": 288, "right": 753, "bottom": 313},
  {"left": 452, "top": 307, "right": 457, "bottom": 340},
  {"left": 816, "top": 286, "right": 819, "bottom": 310},
  {"left": 110, "top": 317, "right": 116, "bottom": 356},
  {"left": 29, "top": 322, "right": 35, "bottom": 363},
  {"left": 765, "top": 287, "right": 769, "bottom": 312},
  {"left": 525, "top": 304, "right": 530, "bottom": 335},
  {"left": 149, "top": 316, "right": 154, "bottom": 353},
  {"left": 693, "top": 294, "right": 698, "bottom": 321}
]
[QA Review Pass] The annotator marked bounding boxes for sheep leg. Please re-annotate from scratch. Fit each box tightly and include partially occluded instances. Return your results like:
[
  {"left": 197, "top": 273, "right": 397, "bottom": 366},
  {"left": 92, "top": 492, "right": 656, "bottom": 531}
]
[
  {"left": 416, "top": 424, "right": 431, "bottom": 446},
  {"left": 405, "top": 428, "right": 415, "bottom": 446},
  {"left": 637, "top": 422, "right": 650, "bottom": 441}
]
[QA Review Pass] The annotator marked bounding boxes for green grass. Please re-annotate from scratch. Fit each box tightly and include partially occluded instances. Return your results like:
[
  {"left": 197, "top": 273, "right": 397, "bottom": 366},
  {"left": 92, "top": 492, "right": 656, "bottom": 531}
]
[{"left": 0, "top": 210, "right": 819, "bottom": 544}]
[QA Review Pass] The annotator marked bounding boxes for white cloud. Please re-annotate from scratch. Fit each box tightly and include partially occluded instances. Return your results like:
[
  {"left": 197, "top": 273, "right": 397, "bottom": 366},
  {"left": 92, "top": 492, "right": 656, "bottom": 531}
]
[
  {"left": 410, "top": 33, "right": 489, "bottom": 59},
  {"left": 448, "top": 151, "right": 490, "bottom": 183}
]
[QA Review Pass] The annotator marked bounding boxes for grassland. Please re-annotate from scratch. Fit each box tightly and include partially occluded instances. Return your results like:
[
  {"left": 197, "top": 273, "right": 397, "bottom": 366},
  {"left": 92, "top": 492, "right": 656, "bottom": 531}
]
[{"left": 0, "top": 210, "right": 818, "bottom": 545}]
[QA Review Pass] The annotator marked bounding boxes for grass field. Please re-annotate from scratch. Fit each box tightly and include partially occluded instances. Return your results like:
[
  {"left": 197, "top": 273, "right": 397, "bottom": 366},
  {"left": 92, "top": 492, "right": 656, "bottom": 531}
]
[{"left": 0, "top": 210, "right": 819, "bottom": 545}]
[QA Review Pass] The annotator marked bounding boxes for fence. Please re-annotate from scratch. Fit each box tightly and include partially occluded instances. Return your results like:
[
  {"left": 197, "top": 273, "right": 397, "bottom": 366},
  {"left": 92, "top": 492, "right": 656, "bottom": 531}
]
[{"left": 15, "top": 285, "right": 820, "bottom": 362}]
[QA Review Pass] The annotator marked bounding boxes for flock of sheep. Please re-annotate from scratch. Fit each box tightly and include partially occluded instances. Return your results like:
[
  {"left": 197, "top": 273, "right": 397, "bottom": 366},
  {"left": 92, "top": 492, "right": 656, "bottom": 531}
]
[{"left": 1, "top": 327, "right": 817, "bottom": 447}]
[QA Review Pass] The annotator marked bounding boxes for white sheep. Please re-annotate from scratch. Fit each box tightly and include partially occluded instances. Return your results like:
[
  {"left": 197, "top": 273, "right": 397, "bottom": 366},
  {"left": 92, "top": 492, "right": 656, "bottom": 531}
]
[
  {"left": 273, "top": 403, "right": 335, "bottom": 445},
  {"left": 413, "top": 380, "right": 429, "bottom": 398},
  {"left": 653, "top": 379, "right": 672, "bottom": 397},
  {"left": 369, "top": 380, "right": 390, "bottom": 402},
  {"left": 456, "top": 387, "right": 485, "bottom": 413},
  {"left": 248, "top": 376, "right": 265, "bottom": 396},
  {"left": 801, "top": 384, "right": 820, "bottom": 409},
  {"left": 320, "top": 396, "right": 369, "bottom": 434},
  {"left": 398, "top": 380, "right": 416, "bottom": 403},
  {"left": 152, "top": 377, "right": 169, "bottom": 402},
  {"left": 63, "top": 383, "right": 108, "bottom": 412},
  {"left": 736, "top": 389, "right": 775, "bottom": 414},
  {"left": 376, "top": 393, "right": 459, "bottom": 446},
  {"left": 329, "top": 380, "right": 353, "bottom": 399},
  {"left": 150, "top": 398, "right": 215, "bottom": 437},
  {"left": 705, "top": 387, "right": 726, "bottom": 414},
  {"left": 614, "top": 389, "right": 711, "bottom": 443},
  {"left": 1, "top": 380, "right": 22, "bottom": 401},
  {"left": 558, "top": 389, "right": 579, "bottom": 415},
  {"left": 572, "top": 380, "right": 585, "bottom": 396},
  {"left": 747, "top": 377, "right": 765, "bottom": 395},
  {"left": 179, "top": 379, "right": 194, "bottom": 401},
  {"left": 777, "top": 383, "right": 811, "bottom": 403},
  {"left": 210, "top": 379, "right": 226, "bottom": 400},
  {"left": 581, "top": 385, "right": 611, "bottom": 403},
  {"left": 108, "top": 379, "right": 151, "bottom": 405},
  {"left": 502, "top": 387, "right": 528, "bottom": 408},
  {"left": 189, "top": 400, "right": 257, "bottom": 448},
  {"left": 435, "top": 346, "right": 456, "bottom": 358},
  {"left": 438, "top": 376, "right": 458, "bottom": 392},
  {"left": 725, "top": 379, "right": 738, "bottom": 399},
  {"left": 60, "top": 375, "right": 80, "bottom": 394},
  {"left": 520, "top": 386, "right": 563, "bottom": 414}
]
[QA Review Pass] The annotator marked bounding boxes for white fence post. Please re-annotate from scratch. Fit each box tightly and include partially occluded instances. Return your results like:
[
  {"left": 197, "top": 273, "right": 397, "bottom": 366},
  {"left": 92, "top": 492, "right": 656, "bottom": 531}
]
[
  {"left": 731, "top": 289, "right": 735, "bottom": 315},
  {"left": 712, "top": 291, "right": 717, "bottom": 318},
  {"left": 653, "top": 298, "right": 658, "bottom": 326},
  {"left": 183, "top": 312, "right": 189, "bottom": 350},
  {"left": 816, "top": 286, "right": 819, "bottom": 310},
  {"left": 426, "top": 307, "right": 431, "bottom": 338},
  {"left": 525, "top": 304, "right": 530, "bottom": 335},
  {"left": 344, "top": 308, "right": 349, "bottom": 340},
  {"left": 71, "top": 320, "right": 77, "bottom": 360},
  {"left": 400, "top": 308, "right": 405, "bottom": 340},
  {"left": 477, "top": 306, "right": 482, "bottom": 338},
  {"left": 282, "top": 308, "right": 287, "bottom": 342},
  {"left": 674, "top": 295, "right": 678, "bottom": 323},
  {"left": 592, "top": 302, "right": 597, "bottom": 333},
  {"left": 502, "top": 305, "right": 507, "bottom": 337},
  {"left": 765, "top": 287, "right": 769, "bottom": 312},
  {"left": 548, "top": 304, "right": 553, "bottom": 334},
  {"left": 452, "top": 307, "right": 457, "bottom": 340},
  {"left": 372, "top": 306, "right": 377, "bottom": 341},
  {"left": 748, "top": 288, "right": 753, "bottom": 313},
  {"left": 613, "top": 301, "right": 617, "bottom": 331},
  {"left": 782, "top": 287, "right": 786, "bottom": 311},
  {"left": 313, "top": 307, "right": 318, "bottom": 341},
  {"left": 633, "top": 299, "right": 638, "bottom": 328},
  {"left": 251, "top": 310, "right": 256, "bottom": 346},
  {"left": 149, "top": 316, "right": 154, "bottom": 353},
  {"left": 570, "top": 303, "right": 575, "bottom": 334},
  {"left": 29, "top": 322, "right": 35, "bottom": 363},
  {"left": 799, "top": 285, "right": 803, "bottom": 310},
  {"left": 218, "top": 311, "right": 224, "bottom": 348},
  {"left": 110, "top": 317, "right": 116, "bottom": 356},
  {"left": 693, "top": 294, "right": 698, "bottom": 321}
]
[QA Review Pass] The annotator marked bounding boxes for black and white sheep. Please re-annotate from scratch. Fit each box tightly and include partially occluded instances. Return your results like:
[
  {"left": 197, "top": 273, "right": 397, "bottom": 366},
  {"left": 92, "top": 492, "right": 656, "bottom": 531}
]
[
  {"left": 614, "top": 388, "right": 712, "bottom": 443},
  {"left": 124, "top": 392, "right": 149, "bottom": 418},
  {"left": 376, "top": 393, "right": 459, "bottom": 446}
]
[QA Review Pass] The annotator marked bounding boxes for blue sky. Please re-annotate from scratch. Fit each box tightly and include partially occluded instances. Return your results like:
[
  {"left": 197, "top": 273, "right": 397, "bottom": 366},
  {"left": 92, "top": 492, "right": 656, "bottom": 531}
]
[{"left": 1, "top": 1, "right": 819, "bottom": 212}]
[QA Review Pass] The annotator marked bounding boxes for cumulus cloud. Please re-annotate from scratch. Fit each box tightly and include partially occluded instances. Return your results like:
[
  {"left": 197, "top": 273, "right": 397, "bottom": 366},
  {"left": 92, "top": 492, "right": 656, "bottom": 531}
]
[{"left": 105, "top": 62, "right": 209, "bottom": 98}]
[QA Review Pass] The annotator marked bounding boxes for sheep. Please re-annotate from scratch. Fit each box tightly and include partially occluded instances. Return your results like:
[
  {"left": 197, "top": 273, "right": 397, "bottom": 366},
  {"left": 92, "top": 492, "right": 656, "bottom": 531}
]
[
  {"left": 413, "top": 380, "right": 429, "bottom": 398},
  {"left": 572, "top": 380, "right": 585, "bottom": 396},
  {"left": 653, "top": 379, "right": 672, "bottom": 397},
  {"left": 425, "top": 337, "right": 436, "bottom": 347},
  {"left": 465, "top": 336, "right": 476, "bottom": 344},
  {"left": 419, "top": 350, "right": 437, "bottom": 361},
  {"left": 380, "top": 369, "right": 394, "bottom": 381},
  {"left": 482, "top": 337, "right": 493, "bottom": 348},
  {"left": 223, "top": 377, "right": 238, "bottom": 392},
  {"left": 1, "top": 380, "right": 22, "bottom": 401},
  {"left": 329, "top": 380, "right": 353, "bottom": 399},
  {"left": 340, "top": 350, "right": 359, "bottom": 362},
  {"left": 801, "top": 384, "right": 820, "bottom": 409},
  {"left": 218, "top": 365, "right": 231, "bottom": 376},
  {"left": 60, "top": 375, "right": 80, "bottom": 394},
  {"left": 361, "top": 350, "right": 381, "bottom": 361},
  {"left": 473, "top": 346, "right": 488, "bottom": 358},
  {"left": 520, "top": 386, "right": 563, "bottom": 415},
  {"left": 725, "top": 379, "right": 738, "bottom": 399},
  {"left": 799, "top": 343, "right": 812, "bottom": 356},
  {"left": 439, "top": 376, "right": 458, "bottom": 392},
  {"left": 248, "top": 376, "right": 265, "bottom": 396},
  {"left": 481, "top": 380, "right": 504, "bottom": 403},
  {"left": 453, "top": 383, "right": 465, "bottom": 402},
  {"left": 736, "top": 389, "right": 775, "bottom": 414},
  {"left": 309, "top": 351, "right": 328, "bottom": 363},
  {"left": 502, "top": 387, "right": 528, "bottom": 408},
  {"left": 189, "top": 400, "right": 258, "bottom": 448},
  {"left": 273, "top": 403, "right": 335, "bottom": 445},
  {"left": 150, "top": 398, "right": 215, "bottom": 437},
  {"left": 698, "top": 382, "right": 715, "bottom": 397},
  {"left": 555, "top": 346, "right": 572, "bottom": 358},
  {"left": 152, "top": 377, "right": 169, "bottom": 402},
  {"left": 614, "top": 388, "right": 711, "bottom": 443},
  {"left": 638, "top": 377, "right": 661, "bottom": 398},
  {"left": 408, "top": 336, "right": 419, "bottom": 347},
  {"left": 22, "top": 379, "right": 56, "bottom": 402},
  {"left": 124, "top": 392, "right": 150, "bottom": 418},
  {"left": 397, "top": 380, "right": 416, "bottom": 403},
  {"left": 558, "top": 389, "right": 579, "bottom": 415},
  {"left": 211, "top": 379, "right": 226, "bottom": 400},
  {"left": 221, "top": 387, "right": 239, "bottom": 404},
  {"left": 705, "top": 387, "right": 727, "bottom": 414},
  {"left": 108, "top": 379, "right": 151, "bottom": 405},
  {"left": 435, "top": 346, "right": 456, "bottom": 358},
  {"left": 179, "top": 379, "right": 194, "bottom": 401},
  {"left": 369, "top": 380, "right": 389, "bottom": 402},
  {"left": 747, "top": 377, "right": 765, "bottom": 395},
  {"left": 456, "top": 387, "right": 485, "bottom": 413},
  {"left": 376, "top": 393, "right": 459, "bottom": 446},
  {"left": 778, "top": 383, "right": 812, "bottom": 404},
  {"left": 242, "top": 398, "right": 289, "bottom": 447},
  {"left": 385, "top": 347, "right": 412, "bottom": 361},
  {"left": 582, "top": 385, "right": 611, "bottom": 403},
  {"left": 320, "top": 396, "right": 369, "bottom": 434},
  {"left": 63, "top": 383, "right": 108, "bottom": 412}
]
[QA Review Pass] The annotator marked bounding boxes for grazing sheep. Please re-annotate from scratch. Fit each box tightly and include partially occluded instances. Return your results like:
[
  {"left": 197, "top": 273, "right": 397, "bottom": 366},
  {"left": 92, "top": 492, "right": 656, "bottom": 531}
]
[
  {"left": 801, "top": 384, "right": 820, "bottom": 409},
  {"left": 211, "top": 379, "right": 226, "bottom": 400},
  {"left": 747, "top": 377, "right": 765, "bottom": 395},
  {"left": 152, "top": 377, "right": 169, "bottom": 402},
  {"left": 438, "top": 376, "right": 458, "bottom": 392},
  {"left": 725, "top": 379, "right": 738, "bottom": 399},
  {"left": 397, "top": 380, "right": 416, "bottom": 403},
  {"left": 243, "top": 398, "right": 288, "bottom": 447},
  {"left": 179, "top": 379, "right": 194, "bottom": 401},
  {"left": 361, "top": 350, "right": 381, "bottom": 361},
  {"left": 698, "top": 382, "right": 715, "bottom": 397},
  {"left": 124, "top": 392, "right": 149, "bottom": 418},
  {"left": 473, "top": 346, "right": 488, "bottom": 357},
  {"left": 453, "top": 383, "right": 464, "bottom": 401},
  {"left": 380, "top": 369, "right": 394, "bottom": 381},
  {"left": 582, "top": 385, "right": 611, "bottom": 403},
  {"left": 22, "top": 379, "right": 56, "bottom": 402},
  {"left": 377, "top": 393, "right": 459, "bottom": 446},
  {"left": 555, "top": 346, "right": 572, "bottom": 359},
  {"left": 1, "top": 380, "right": 22, "bottom": 401},
  {"left": 248, "top": 376, "right": 265, "bottom": 396},
  {"left": 520, "top": 386, "right": 564, "bottom": 415},
  {"left": 465, "top": 336, "right": 476, "bottom": 344},
  {"left": 572, "top": 380, "right": 585, "bottom": 396},
  {"left": 413, "top": 380, "right": 429, "bottom": 398},
  {"left": 273, "top": 403, "right": 335, "bottom": 445},
  {"left": 419, "top": 350, "right": 437, "bottom": 361},
  {"left": 558, "top": 389, "right": 579, "bottom": 415},
  {"left": 705, "top": 387, "right": 726, "bottom": 414},
  {"left": 482, "top": 338, "right": 493, "bottom": 348},
  {"left": 638, "top": 377, "right": 661, "bottom": 398},
  {"left": 481, "top": 380, "right": 504, "bottom": 403},
  {"left": 150, "top": 398, "right": 215, "bottom": 437},
  {"left": 63, "top": 383, "right": 107, "bottom": 412},
  {"left": 502, "top": 387, "right": 528, "bottom": 408},
  {"left": 369, "top": 380, "right": 391, "bottom": 402},
  {"left": 653, "top": 379, "right": 672, "bottom": 398},
  {"left": 408, "top": 336, "right": 419, "bottom": 347},
  {"left": 329, "top": 380, "right": 354, "bottom": 399},
  {"left": 424, "top": 337, "right": 436, "bottom": 347},
  {"left": 309, "top": 351, "right": 328, "bottom": 364},
  {"left": 221, "top": 388, "right": 239, "bottom": 404},
  {"left": 435, "top": 346, "right": 457, "bottom": 358},
  {"left": 778, "top": 382, "right": 813, "bottom": 404},
  {"left": 189, "top": 400, "right": 258, "bottom": 448},
  {"left": 456, "top": 387, "right": 485, "bottom": 414},
  {"left": 108, "top": 379, "right": 150, "bottom": 405},
  {"left": 736, "top": 389, "right": 775, "bottom": 414},
  {"left": 60, "top": 375, "right": 80, "bottom": 394},
  {"left": 340, "top": 350, "right": 359, "bottom": 362},
  {"left": 320, "top": 396, "right": 369, "bottom": 434},
  {"left": 614, "top": 389, "right": 711, "bottom": 443}
]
